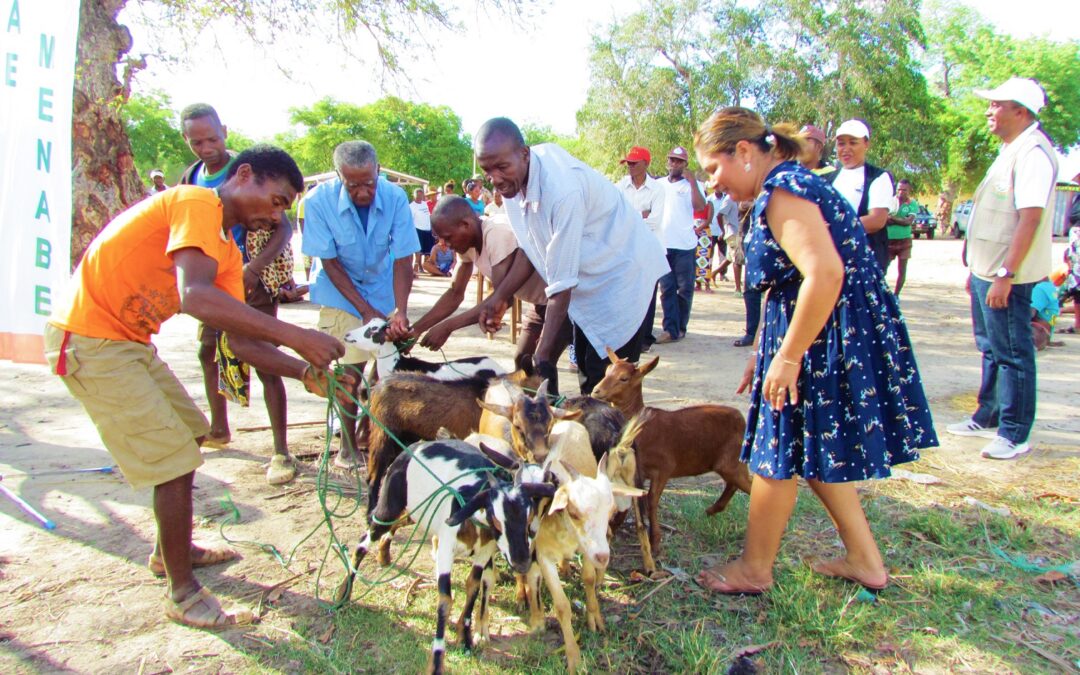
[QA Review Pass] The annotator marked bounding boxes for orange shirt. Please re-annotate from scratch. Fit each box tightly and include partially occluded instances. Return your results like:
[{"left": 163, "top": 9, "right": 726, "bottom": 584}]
[{"left": 51, "top": 186, "right": 244, "bottom": 343}]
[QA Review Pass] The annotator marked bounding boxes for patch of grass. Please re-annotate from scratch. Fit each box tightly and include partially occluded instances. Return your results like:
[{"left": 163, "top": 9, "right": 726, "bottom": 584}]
[{"left": 252, "top": 476, "right": 1079, "bottom": 674}]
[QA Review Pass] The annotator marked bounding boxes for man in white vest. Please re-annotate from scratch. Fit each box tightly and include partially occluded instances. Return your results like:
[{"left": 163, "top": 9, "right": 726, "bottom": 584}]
[{"left": 947, "top": 77, "right": 1058, "bottom": 460}]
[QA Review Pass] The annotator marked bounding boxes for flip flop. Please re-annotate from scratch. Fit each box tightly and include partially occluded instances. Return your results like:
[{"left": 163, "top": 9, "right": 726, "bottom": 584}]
[
  {"left": 202, "top": 434, "right": 231, "bottom": 449},
  {"left": 811, "top": 560, "right": 889, "bottom": 593},
  {"left": 148, "top": 544, "right": 239, "bottom": 577},
  {"left": 163, "top": 587, "right": 253, "bottom": 629},
  {"left": 695, "top": 567, "right": 769, "bottom": 596}
]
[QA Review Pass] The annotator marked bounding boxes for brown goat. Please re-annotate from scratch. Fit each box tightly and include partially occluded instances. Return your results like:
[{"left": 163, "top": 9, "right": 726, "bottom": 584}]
[
  {"left": 477, "top": 379, "right": 581, "bottom": 463},
  {"left": 592, "top": 348, "right": 753, "bottom": 556}
]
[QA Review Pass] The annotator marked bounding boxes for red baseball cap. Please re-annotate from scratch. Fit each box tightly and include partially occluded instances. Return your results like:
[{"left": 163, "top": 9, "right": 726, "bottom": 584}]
[
  {"left": 620, "top": 146, "right": 651, "bottom": 164},
  {"left": 668, "top": 146, "right": 689, "bottom": 161},
  {"left": 800, "top": 124, "right": 827, "bottom": 145}
]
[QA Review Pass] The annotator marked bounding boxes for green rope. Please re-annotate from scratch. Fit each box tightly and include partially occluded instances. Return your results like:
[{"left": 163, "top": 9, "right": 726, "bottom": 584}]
[{"left": 215, "top": 364, "right": 506, "bottom": 611}]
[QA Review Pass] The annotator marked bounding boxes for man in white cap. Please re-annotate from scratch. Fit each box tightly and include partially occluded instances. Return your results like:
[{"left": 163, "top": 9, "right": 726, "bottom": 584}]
[
  {"left": 826, "top": 119, "right": 894, "bottom": 271},
  {"left": 147, "top": 169, "right": 169, "bottom": 197},
  {"left": 656, "top": 145, "right": 707, "bottom": 343},
  {"left": 947, "top": 77, "right": 1058, "bottom": 461}
]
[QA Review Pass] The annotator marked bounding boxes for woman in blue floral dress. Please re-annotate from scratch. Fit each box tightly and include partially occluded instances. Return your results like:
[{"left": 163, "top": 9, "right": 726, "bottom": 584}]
[{"left": 692, "top": 108, "right": 938, "bottom": 595}]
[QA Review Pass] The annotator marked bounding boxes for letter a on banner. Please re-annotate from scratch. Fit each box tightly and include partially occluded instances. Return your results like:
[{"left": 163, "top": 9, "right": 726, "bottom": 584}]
[{"left": 0, "top": 0, "right": 79, "bottom": 363}]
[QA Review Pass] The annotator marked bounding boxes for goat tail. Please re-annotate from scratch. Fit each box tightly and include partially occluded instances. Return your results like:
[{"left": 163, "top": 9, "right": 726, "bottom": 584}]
[{"left": 616, "top": 412, "right": 649, "bottom": 452}]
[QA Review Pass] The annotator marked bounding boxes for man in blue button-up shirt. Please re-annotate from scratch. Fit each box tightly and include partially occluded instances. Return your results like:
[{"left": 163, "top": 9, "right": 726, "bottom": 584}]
[{"left": 302, "top": 141, "right": 419, "bottom": 466}]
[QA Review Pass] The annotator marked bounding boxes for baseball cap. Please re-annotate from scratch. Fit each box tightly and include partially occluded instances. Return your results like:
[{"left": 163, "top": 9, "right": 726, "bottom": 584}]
[
  {"left": 974, "top": 77, "right": 1046, "bottom": 115},
  {"left": 800, "top": 124, "right": 827, "bottom": 145},
  {"left": 667, "top": 146, "right": 689, "bottom": 161},
  {"left": 835, "top": 119, "right": 870, "bottom": 140},
  {"left": 620, "top": 146, "right": 651, "bottom": 164},
  {"left": 150, "top": 169, "right": 164, "bottom": 179}
]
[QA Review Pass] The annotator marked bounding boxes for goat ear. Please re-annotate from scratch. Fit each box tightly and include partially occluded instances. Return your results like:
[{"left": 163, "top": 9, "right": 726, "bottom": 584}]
[
  {"left": 520, "top": 482, "right": 557, "bottom": 500},
  {"left": 435, "top": 427, "right": 454, "bottom": 440},
  {"left": 605, "top": 346, "right": 621, "bottom": 363},
  {"left": 479, "top": 442, "right": 519, "bottom": 470},
  {"left": 477, "top": 398, "right": 513, "bottom": 419},
  {"left": 637, "top": 355, "right": 660, "bottom": 377},
  {"left": 446, "top": 490, "right": 490, "bottom": 527},
  {"left": 611, "top": 483, "right": 647, "bottom": 498},
  {"left": 519, "top": 356, "right": 536, "bottom": 377},
  {"left": 596, "top": 452, "right": 609, "bottom": 476},
  {"left": 551, "top": 406, "right": 582, "bottom": 420},
  {"left": 535, "top": 379, "right": 550, "bottom": 403},
  {"left": 559, "top": 459, "right": 581, "bottom": 481},
  {"left": 548, "top": 487, "right": 570, "bottom": 513}
]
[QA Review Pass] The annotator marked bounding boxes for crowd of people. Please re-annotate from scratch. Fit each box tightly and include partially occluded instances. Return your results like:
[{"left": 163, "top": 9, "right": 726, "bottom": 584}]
[{"left": 46, "top": 76, "right": 1074, "bottom": 628}]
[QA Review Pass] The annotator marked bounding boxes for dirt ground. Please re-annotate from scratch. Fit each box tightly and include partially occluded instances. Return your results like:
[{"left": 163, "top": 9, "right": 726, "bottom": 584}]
[{"left": 1, "top": 237, "right": 1077, "bottom": 674}]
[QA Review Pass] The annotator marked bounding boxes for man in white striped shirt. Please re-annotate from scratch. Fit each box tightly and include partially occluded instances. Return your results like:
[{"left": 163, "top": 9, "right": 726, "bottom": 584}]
[{"left": 473, "top": 118, "right": 669, "bottom": 394}]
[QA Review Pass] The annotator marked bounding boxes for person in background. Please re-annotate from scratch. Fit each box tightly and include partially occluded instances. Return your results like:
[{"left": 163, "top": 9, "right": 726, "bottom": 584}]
[
  {"left": 179, "top": 103, "right": 296, "bottom": 484},
  {"left": 798, "top": 124, "right": 834, "bottom": 176},
  {"left": 657, "top": 146, "right": 707, "bottom": 343},
  {"left": 692, "top": 106, "right": 936, "bottom": 596},
  {"left": 464, "top": 178, "right": 486, "bottom": 215},
  {"left": 886, "top": 179, "right": 919, "bottom": 295},
  {"left": 423, "top": 238, "right": 457, "bottom": 277},
  {"left": 484, "top": 189, "right": 507, "bottom": 217},
  {"left": 946, "top": 77, "right": 1058, "bottom": 461},
  {"left": 410, "top": 187, "right": 434, "bottom": 275},
  {"left": 147, "top": 169, "right": 169, "bottom": 196},
  {"left": 615, "top": 145, "right": 665, "bottom": 351},
  {"left": 694, "top": 200, "right": 716, "bottom": 293},
  {"left": 827, "top": 119, "right": 894, "bottom": 272},
  {"left": 443, "top": 179, "right": 456, "bottom": 196}
]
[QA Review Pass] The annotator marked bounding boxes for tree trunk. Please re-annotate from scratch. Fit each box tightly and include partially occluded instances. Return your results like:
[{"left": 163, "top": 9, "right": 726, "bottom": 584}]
[{"left": 71, "top": 0, "right": 143, "bottom": 268}]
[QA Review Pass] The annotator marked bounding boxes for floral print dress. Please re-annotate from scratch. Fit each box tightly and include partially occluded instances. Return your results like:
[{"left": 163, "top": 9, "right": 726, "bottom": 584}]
[{"left": 742, "top": 162, "right": 937, "bottom": 483}]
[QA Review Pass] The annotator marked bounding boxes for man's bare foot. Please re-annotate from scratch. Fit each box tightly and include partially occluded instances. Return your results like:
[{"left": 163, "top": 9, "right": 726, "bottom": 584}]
[
  {"left": 334, "top": 451, "right": 363, "bottom": 470},
  {"left": 203, "top": 431, "right": 231, "bottom": 449},
  {"left": 811, "top": 557, "right": 888, "bottom": 591},
  {"left": 695, "top": 559, "right": 772, "bottom": 595}
]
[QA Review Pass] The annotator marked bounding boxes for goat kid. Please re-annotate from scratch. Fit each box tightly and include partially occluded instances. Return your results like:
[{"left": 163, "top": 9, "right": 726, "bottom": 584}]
[
  {"left": 344, "top": 318, "right": 504, "bottom": 380},
  {"left": 592, "top": 348, "right": 753, "bottom": 556},
  {"left": 338, "top": 439, "right": 554, "bottom": 674}
]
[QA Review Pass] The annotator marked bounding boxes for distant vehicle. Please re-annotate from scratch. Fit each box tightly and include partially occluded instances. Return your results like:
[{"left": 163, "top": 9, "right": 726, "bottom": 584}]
[
  {"left": 950, "top": 200, "right": 974, "bottom": 238},
  {"left": 912, "top": 204, "right": 937, "bottom": 239}
]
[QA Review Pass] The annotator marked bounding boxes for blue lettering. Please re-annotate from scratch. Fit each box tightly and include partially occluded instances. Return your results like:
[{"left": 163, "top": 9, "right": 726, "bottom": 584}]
[
  {"left": 4, "top": 52, "right": 14, "bottom": 86},
  {"left": 7, "top": 0, "right": 19, "bottom": 33},
  {"left": 35, "top": 190, "right": 49, "bottom": 221},
  {"left": 35, "top": 285, "right": 51, "bottom": 317},
  {"left": 36, "top": 138, "right": 50, "bottom": 172},
  {"left": 39, "top": 33, "right": 54, "bottom": 68},
  {"left": 38, "top": 87, "right": 53, "bottom": 121},
  {"left": 35, "top": 237, "right": 51, "bottom": 269}
]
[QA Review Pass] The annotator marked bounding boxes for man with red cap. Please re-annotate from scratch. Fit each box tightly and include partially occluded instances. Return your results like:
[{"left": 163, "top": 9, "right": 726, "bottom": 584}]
[
  {"left": 799, "top": 124, "right": 834, "bottom": 176},
  {"left": 657, "top": 145, "right": 706, "bottom": 343},
  {"left": 616, "top": 146, "right": 666, "bottom": 350}
]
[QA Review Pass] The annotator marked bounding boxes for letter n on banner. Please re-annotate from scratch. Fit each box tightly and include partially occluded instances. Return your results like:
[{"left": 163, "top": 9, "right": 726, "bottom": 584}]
[{"left": 0, "top": 0, "right": 79, "bottom": 363}]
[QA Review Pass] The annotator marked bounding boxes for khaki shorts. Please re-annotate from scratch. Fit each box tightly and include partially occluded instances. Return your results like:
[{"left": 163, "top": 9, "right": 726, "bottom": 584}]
[
  {"left": 44, "top": 324, "right": 208, "bottom": 490},
  {"left": 317, "top": 306, "right": 376, "bottom": 365}
]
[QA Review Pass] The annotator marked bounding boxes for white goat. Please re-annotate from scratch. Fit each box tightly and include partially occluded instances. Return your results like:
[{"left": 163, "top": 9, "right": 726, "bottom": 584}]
[{"left": 344, "top": 318, "right": 504, "bottom": 380}]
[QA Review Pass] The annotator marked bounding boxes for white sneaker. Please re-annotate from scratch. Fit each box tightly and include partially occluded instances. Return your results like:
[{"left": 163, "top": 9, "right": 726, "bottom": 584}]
[
  {"left": 980, "top": 436, "right": 1031, "bottom": 460},
  {"left": 945, "top": 418, "right": 997, "bottom": 438}
]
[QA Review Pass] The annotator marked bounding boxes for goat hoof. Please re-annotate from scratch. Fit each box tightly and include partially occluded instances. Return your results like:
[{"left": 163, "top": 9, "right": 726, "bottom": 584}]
[{"left": 335, "top": 579, "right": 353, "bottom": 604}]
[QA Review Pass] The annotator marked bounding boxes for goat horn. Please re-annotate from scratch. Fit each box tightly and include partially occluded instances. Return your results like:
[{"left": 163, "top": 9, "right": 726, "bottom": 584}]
[{"left": 535, "top": 379, "right": 550, "bottom": 403}]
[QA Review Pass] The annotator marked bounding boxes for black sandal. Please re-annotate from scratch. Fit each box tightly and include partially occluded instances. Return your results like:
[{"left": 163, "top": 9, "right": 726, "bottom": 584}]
[{"left": 733, "top": 335, "right": 754, "bottom": 347}]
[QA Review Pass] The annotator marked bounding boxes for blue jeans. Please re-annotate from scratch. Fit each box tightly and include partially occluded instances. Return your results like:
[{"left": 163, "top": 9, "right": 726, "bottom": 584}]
[
  {"left": 659, "top": 248, "right": 695, "bottom": 336},
  {"left": 969, "top": 276, "right": 1036, "bottom": 444},
  {"left": 743, "top": 286, "right": 762, "bottom": 338}
]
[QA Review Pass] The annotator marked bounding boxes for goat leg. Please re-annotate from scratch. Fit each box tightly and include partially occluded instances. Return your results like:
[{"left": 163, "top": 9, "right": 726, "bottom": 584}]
[
  {"left": 514, "top": 571, "right": 529, "bottom": 609},
  {"left": 336, "top": 529, "right": 378, "bottom": 603},
  {"left": 706, "top": 482, "right": 738, "bottom": 516},
  {"left": 477, "top": 559, "right": 494, "bottom": 643},
  {"left": 647, "top": 478, "right": 667, "bottom": 554},
  {"left": 538, "top": 556, "right": 581, "bottom": 673},
  {"left": 581, "top": 559, "right": 606, "bottom": 633},
  {"left": 632, "top": 495, "right": 657, "bottom": 574},
  {"left": 525, "top": 562, "right": 545, "bottom": 632},
  {"left": 428, "top": 542, "right": 455, "bottom": 675},
  {"left": 456, "top": 563, "right": 484, "bottom": 651}
]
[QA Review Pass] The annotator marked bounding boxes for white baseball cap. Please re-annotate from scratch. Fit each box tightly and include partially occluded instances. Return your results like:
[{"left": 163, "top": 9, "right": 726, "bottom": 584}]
[
  {"left": 150, "top": 169, "right": 165, "bottom": 178},
  {"left": 974, "top": 77, "right": 1046, "bottom": 115},
  {"left": 835, "top": 119, "right": 870, "bottom": 140}
]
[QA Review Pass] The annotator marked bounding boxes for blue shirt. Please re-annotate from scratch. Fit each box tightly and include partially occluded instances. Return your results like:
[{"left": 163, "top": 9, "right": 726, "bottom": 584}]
[
  {"left": 193, "top": 158, "right": 248, "bottom": 259},
  {"left": 301, "top": 176, "right": 420, "bottom": 317},
  {"left": 466, "top": 197, "right": 485, "bottom": 215}
]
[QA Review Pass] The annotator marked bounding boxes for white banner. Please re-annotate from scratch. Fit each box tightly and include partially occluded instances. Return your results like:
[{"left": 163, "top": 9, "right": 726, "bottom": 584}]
[{"left": 0, "top": 0, "right": 79, "bottom": 363}]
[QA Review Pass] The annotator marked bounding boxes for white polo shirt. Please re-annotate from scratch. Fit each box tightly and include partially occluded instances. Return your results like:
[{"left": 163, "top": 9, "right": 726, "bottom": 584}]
[
  {"left": 832, "top": 166, "right": 894, "bottom": 214},
  {"left": 409, "top": 200, "right": 431, "bottom": 231},
  {"left": 504, "top": 144, "right": 669, "bottom": 354}
]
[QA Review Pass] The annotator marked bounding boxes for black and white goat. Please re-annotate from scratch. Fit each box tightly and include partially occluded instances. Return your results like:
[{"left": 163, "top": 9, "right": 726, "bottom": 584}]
[
  {"left": 338, "top": 439, "right": 553, "bottom": 674},
  {"left": 344, "top": 318, "right": 503, "bottom": 380}
]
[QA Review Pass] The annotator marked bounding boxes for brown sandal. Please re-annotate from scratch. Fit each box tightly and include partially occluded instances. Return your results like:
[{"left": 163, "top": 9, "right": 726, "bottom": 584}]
[
  {"left": 148, "top": 544, "right": 239, "bottom": 577},
  {"left": 163, "top": 587, "right": 253, "bottom": 628}
]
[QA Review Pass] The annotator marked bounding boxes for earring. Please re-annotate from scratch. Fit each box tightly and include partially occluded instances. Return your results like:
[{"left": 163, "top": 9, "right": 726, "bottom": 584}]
[{"left": 744, "top": 163, "right": 751, "bottom": 173}]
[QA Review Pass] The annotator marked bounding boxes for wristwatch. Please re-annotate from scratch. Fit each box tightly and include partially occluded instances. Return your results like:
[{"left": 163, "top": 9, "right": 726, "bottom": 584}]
[{"left": 994, "top": 266, "right": 1015, "bottom": 279}]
